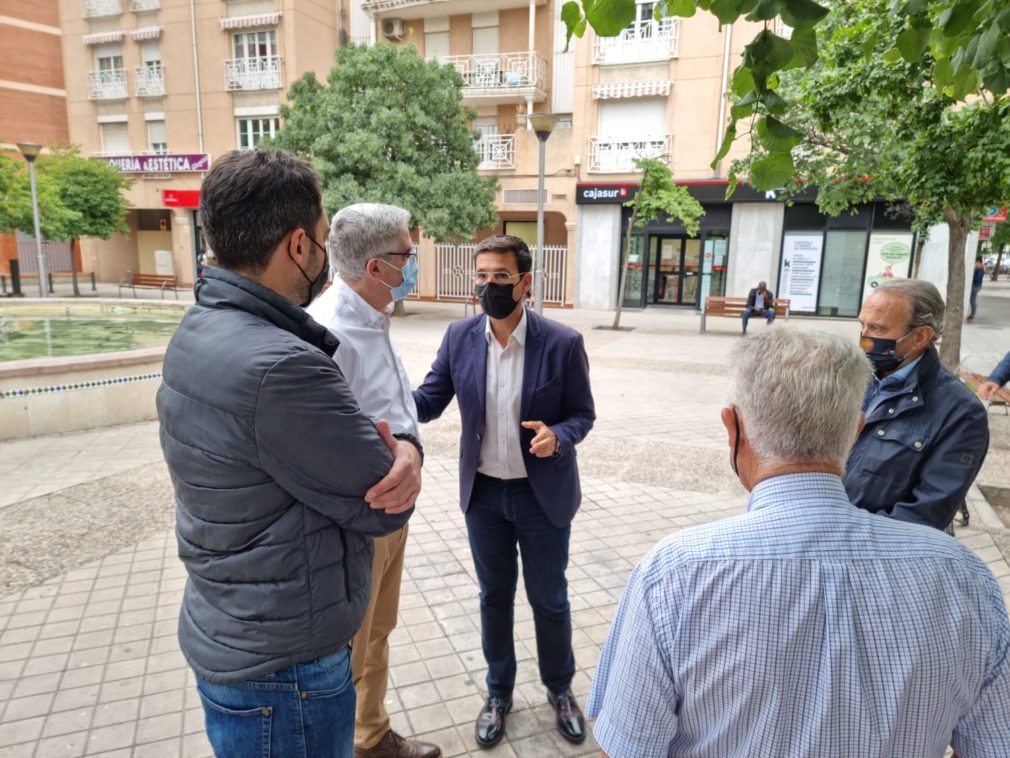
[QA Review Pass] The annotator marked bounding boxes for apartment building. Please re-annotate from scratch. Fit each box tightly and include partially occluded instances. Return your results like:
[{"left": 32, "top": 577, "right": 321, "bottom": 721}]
[
  {"left": 57, "top": 0, "right": 349, "bottom": 286},
  {"left": 1, "top": 0, "right": 72, "bottom": 281}
]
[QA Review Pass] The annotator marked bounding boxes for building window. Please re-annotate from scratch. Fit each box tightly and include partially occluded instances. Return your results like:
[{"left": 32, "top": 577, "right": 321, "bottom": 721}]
[
  {"left": 147, "top": 120, "right": 167, "bottom": 153},
  {"left": 424, "top": 16, "right": 450, "bottom": 59},
  {"left": 100, "top": 122, "right": 130, "bottom": 154},
  {"left": 233, "top": 30, "right": 277, "bottom": 60},
  {"left": 237, "top": 118, "right": 279, "bottom": 149}
]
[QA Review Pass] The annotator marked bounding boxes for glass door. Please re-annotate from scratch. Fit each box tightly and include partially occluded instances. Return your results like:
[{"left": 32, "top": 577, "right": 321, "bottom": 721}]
[
  {"left": 621, "top": 234, "right": 647, "bottom": 307},
  {"left": 652, "top": 237, "right": 682, "bottom": 303},
  {"left": 681, "top": 238, "right": 701, "bottom": 305}
]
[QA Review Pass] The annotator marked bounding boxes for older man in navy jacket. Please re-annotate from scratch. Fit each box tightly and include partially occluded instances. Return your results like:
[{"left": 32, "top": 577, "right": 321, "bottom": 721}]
[{"left": 414, "top": 235, "right": 595, "bottom": 749}]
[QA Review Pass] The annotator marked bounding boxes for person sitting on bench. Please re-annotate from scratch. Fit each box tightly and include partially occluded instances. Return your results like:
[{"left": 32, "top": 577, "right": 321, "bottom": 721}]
[
  {"left": 977, "top": 351, "right": 1010, "bottom": 401},
  {"left": 742, "top": 281, "right": 775, "bottom": 335}
]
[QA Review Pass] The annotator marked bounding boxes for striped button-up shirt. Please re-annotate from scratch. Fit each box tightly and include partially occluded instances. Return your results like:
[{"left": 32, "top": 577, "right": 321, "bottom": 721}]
[{"left": 587, "top": 473, "right": 1010, "bottom": 757}]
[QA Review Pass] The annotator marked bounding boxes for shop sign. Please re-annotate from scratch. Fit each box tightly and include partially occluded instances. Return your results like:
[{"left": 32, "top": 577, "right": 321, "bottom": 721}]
[
  {"left": 778, "top": 233, "right": 824, "bottom": 313},
  {"left": 979, "top": 224, "right": 994, "bottom": 241},
  {"left": 983, "top": 206, "right": 1007, "bottom": 222},
  {"left": 99, "top": 153, "right": 211, "bottom": 174},
  {"left": 163, "top": 190, "right": 201, "bottom": 208},
  {"left": 576, "top": 183, "right": 638, "bottom": 204},
  {"left": 862, "top": 232, "right": 914, "bottom": 303}
]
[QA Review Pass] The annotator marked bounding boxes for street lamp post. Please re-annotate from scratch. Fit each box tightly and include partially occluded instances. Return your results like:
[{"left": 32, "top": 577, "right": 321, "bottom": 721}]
[
  {"left": 16, "top": 142, "right": 48, "bottom": 298},
  {"left": 528, "top": 113, "right": 558, "bottom": 315}
]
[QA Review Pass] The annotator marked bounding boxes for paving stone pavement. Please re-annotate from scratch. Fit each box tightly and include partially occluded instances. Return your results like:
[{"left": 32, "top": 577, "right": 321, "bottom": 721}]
[{"left": 3, "top": 286, "right": 1010, "bottom": 757}]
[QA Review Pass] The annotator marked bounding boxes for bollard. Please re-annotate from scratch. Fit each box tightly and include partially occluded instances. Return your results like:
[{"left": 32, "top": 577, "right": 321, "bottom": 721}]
[{"left": 10, "top": 260, "right": 23, "bottom": 297}]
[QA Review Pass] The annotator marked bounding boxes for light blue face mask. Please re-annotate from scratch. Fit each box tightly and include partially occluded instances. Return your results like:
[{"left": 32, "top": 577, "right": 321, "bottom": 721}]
[{"left": 378, "top": 256, "right": 418, "bottom": 301}]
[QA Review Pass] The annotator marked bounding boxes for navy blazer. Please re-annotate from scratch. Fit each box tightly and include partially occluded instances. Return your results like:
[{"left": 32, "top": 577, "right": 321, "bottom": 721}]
[{"left": 413, "top": 309, "right": 595, "bottom": 528}]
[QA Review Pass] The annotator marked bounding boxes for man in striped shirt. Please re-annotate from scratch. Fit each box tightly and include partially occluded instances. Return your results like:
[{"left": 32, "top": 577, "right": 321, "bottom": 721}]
[{"left": 587, "top": 328, "right": 1010, "bottom": 757}]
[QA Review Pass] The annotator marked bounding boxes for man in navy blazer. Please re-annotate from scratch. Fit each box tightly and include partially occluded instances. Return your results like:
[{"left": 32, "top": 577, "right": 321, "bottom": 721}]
[{"left": 414, "top": 235, "right": 595, "bottom": 749}]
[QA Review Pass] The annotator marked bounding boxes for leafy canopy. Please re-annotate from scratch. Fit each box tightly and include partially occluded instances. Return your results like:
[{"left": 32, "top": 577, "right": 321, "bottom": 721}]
[
  {"left": 563, "top": 0, "right": 1010, "bottom": 191},
  {"left": 272, "top": 43, "right": 498, "bottom": 242},
  {"left": 0, "top": 147, "right": 130, "bottom": 241},
  {"left": 625, "top": 157, "right": 705, "bottom": 237}
]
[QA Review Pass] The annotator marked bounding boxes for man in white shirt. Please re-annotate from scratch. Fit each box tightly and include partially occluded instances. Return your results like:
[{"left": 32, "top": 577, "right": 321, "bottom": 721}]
[{"left": 308, "top": 204, "right": 439, "bottom": 758}]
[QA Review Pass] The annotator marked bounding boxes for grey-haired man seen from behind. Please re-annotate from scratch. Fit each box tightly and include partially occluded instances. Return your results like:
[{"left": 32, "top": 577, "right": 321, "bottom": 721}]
[
  {"left": 587, "top": 328, "right": 1010, "bottom": 756},
  {"left": 158, "top": 149, "right": 422, "bottom": 758},
  {"left": 308, "top": 204, "right": 440, "bottom": 758}
]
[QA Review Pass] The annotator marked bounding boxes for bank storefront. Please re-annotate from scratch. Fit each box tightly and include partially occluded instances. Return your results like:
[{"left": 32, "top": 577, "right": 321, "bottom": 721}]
[{"left": 574, "top": 180, "right": 916, "bottom": 317}]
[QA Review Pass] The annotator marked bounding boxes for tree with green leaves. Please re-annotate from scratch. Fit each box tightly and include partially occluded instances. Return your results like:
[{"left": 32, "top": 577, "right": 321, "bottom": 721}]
[
  {"left": 727, "top": 0, "right": 1010, "bottom": 368},
  {"left": 612, "top": 157, "right": 704, "bottom": 329},
  {"left": 1, "top": 148, "right": 131, "bottom": 294},
  {"left": 272, "top": 43, "right": 498, "bottom": 243},
  {"left": 563, "top": 0, "right": 1010, "bottom": 191}
]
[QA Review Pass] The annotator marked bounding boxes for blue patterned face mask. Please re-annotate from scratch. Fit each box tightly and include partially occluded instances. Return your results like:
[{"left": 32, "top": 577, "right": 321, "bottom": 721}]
[
  {"left": 377, "top": 256, "right": 418, "bottom": 301},
  {"left": 859, "top": 332, "right": 912, "bottom": 378}
]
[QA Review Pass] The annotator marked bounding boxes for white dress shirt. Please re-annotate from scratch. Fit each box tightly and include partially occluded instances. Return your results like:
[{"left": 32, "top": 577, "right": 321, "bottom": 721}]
[
  {"left": 306, "top": 278, "right": 419, "bottom": 439},
  {"left": 478, "top": 308, "right": 528, "bottom": 480}
]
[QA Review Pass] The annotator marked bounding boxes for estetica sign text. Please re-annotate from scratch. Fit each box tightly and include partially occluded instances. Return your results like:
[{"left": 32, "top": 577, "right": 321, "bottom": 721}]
[{"left": 99, "top": 154, "right": 210, "bottom": 174}]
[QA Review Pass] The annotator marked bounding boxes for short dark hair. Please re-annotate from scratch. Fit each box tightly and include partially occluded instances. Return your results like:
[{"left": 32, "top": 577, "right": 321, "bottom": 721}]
[
  {"left": 473, "top": 235, "right": 532, "bottom": 274},
  {"left": 199, "top": 149, "right": 322, "bottom": 272},
  {"left": 977, "top": 256, "right": 984, "bottom": 263}
]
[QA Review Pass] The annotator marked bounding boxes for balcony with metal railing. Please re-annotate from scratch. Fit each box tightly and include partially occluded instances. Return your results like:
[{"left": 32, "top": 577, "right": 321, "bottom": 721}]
[
  {"left": 592, "top": 19, "right": 680, "bottom": 65},
  {"left": 225, "top": 56, "right": 283, "bottom": 91},
  {"left": 88, "top": 69, "right": 128, "bottom": 101},
  {"left": 588, "top": 134, "right": 672, "bottom": 173},
  {"left": 83, "top": 0, "right": 122, "bottom": 17},
  {"left": 129, "top": 0, "right": 159, "bottom": 10},
  {"left": 436, "top": 51, "right": 547, "bottom": 105},
  {"left": 134, "top": 66, "right": 164, "bottom": 97},
  {"left": 475, "top": 135, "right": 515, "bottom": 170}
]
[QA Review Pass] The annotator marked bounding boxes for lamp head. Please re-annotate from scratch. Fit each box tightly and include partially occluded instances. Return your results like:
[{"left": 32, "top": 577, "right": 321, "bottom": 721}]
[
  {"left": 16, "top": 142, "right": 42, "bottom": 162},
  {"left": 528, "top": 113, "right": 558, "bottom": 143}
]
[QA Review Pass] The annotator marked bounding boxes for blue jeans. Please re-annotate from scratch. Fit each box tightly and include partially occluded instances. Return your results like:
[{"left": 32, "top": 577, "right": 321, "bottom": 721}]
[
  {"left": 465, "top": 473, "right": 575, "bottom": 699},
  {"left": 741, "top": 307, "right": 775, "bottom": 332},
  {"left": 970, "top": 285, "right": 981, "bottom": 317},
  {"left": 195, "top": 646, "right": 355, "bottom": 758}
]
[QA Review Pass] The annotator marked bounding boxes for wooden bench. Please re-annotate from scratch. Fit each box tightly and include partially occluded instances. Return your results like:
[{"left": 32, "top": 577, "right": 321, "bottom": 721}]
[
  {"left": 958, "top": 370, "right": 1010, "bottom": 415},
  {"left": 700, "top": 296, "right": 791, "bottom": 333},
  {"left": 118, "top": 271, "right": 179, "bottom": 299}
]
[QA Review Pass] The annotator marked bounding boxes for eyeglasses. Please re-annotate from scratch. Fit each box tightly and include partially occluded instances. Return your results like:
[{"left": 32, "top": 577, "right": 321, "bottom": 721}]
[
  {"left": 384, "top": 249, "right": 416, "bottom": 259},
  {"left": 472, "top": 271, "right": 521, "bottom": 285}
]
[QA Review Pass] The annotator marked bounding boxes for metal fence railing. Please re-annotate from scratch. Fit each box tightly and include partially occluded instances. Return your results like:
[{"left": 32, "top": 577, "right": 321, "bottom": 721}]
[
  {"left": 435, "top": 243, "right": 567, "bottom": 304},
  {"left": 15, "top": 232, "right": 74, "bottom": 274}
]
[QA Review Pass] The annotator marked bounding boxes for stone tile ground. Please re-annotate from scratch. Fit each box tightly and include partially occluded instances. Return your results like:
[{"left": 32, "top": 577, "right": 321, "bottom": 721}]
[{"left": 2, "top": 287, "right": 1010, "bottom": 756}]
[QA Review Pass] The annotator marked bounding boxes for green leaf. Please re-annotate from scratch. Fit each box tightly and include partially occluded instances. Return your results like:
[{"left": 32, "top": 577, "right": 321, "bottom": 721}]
[
  {"left": 731, "top": 66, "right": 756, "bottom": 97},
  {"left": 896, "top": 24, "right": 929, "bottom": 63},
  {"left": 712, "top": 122, "right": 738, "bottom": 167},
  {"left": 665, "top": 0, "right": 698, "bottom": 16},
  {"left": 749, "top": 150, "right": 795, "bottom": 190},
  {"left": 756, "top": 115, "right": 803, "bottom": 151},
  {"left": 786, "top": 25, "right": 817, "bottom": 69},
  {"left": 731, "top": 91, "right": 758, "bottom": 119},
  {"left": 952, "top": 63, "right": 980, "bottom": 99},
  {"left": 899, "top": 0, "right": 928, "bottom": 14},
  {"left": 746, "top": 0, "right": 784, "bottom": 22},
  {"left": 938, "top": 3, "right": 978, "bottom": 36},
  {"left": 972, "top": 23, "right": 1000, "bottom": 70},
  {"left": 708, "top": 0, "right": 742, "bottom": 25},
  {"left": 860, "top": 31, "right": 880, "bottom": 57},
  {"left": 760, "top": 89, "right": 789, "bottom": 115},
  {"left": 883, "top": 47, "right": 904, "bottom": 63},
  {"left": 782, "top": 0, "right": 828, "bottom": 26},
  {"left": 982, "top": 63, "right": 1009, "bottom": 94},
  {"left": 585, "top": 0, "right": 637, "bottom": 35},
  {"left": 561, "top": 2, "right": 583, "bottom": 48},
  {"left": 933, "top": 57, "right": 954, "bottom": 87}
]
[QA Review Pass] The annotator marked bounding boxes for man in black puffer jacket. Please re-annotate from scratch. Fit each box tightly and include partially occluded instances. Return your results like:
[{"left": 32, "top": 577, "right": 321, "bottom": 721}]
[{"left": 157, "top": 149, "right": 421, "bottom": 758}]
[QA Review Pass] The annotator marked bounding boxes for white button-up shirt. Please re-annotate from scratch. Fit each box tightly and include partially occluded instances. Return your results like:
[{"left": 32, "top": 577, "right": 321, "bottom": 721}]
[
  {"left": 306, "top": 279, "right": 419, "bottom": 439},
  {"left": 478, "top": 308, "right": 528, "bottom": 480}
]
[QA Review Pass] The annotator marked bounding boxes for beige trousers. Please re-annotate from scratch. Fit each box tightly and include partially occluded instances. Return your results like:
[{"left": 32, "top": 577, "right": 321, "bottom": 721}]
[{"left": 352, "top": 524, "right": 408, "bottom": 750}]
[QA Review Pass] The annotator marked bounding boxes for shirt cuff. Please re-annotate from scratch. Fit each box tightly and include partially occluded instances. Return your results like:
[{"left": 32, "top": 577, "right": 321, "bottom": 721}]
[{"left": 392, "top": 432, "right": 424, "bottom": 464}]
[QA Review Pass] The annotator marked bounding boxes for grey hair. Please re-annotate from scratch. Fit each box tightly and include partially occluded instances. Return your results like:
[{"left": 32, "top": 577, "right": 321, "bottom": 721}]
[
  {"left": 326, "top": 203, "right": 411, "bottom": 279},
  {"left": 872, "top": 279, "right": 945, "bottom": 340},
  {"left": 728, "top": 328, "right": 872, "bottom": 469}
]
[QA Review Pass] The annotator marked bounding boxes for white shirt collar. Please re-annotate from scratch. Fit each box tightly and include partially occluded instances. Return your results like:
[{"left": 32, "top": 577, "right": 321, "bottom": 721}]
[
  {"left": 484, "top": 306, "right": 528, "bottom": 347},
  {"left": 336, "top": 278, "right": 390, "bottom": 329}
]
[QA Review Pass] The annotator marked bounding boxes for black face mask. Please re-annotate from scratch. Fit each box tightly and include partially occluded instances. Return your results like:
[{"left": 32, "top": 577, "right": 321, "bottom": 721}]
[
  {"left": 475, "top": 282, "right": 521, "bottom": 320},
  {"left": 860, "top": 333, "right": 911, "bottom": 378},
  {"left": 294, "top": 233, "right": 330, "bottom": 308}
]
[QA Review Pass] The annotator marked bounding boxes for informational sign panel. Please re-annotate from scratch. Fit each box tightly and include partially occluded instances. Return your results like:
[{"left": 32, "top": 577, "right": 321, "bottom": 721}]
[
  {"left": 699, "top": 240, "right": 714, "bottom": 309},
  {"left": 99, "top": 154, "right": 210, "bottom": 174},
  {"left": 154, "top": 250, "right": 175, "bottom": 276},
  {"left": 778, "top": 233, "right": 824, "bottom": 313},
  {"left": 862, "top": 232, "right": 914, "bottom": 302},
  {"left": 983, "top": 205, "right": 1007, "bottom": 223}
]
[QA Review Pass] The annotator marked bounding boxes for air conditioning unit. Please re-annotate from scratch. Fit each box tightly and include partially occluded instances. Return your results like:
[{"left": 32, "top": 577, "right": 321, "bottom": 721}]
[{"left": 382, "top": 18, "right": 404, "bottom": 39}]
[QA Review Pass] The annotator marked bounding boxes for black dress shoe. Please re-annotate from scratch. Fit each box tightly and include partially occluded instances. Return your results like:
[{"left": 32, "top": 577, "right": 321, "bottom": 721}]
[
  {"left": 547, "top": 690, "right": 586, "bottom": 744},
  {"left": 475, "top": 696, "right": 512, "bottom": 748}
]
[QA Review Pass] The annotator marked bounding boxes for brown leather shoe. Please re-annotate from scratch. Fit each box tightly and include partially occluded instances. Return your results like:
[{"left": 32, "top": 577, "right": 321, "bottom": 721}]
[{"left": 354, "top": 729, "right": 441, "bottom": 758}]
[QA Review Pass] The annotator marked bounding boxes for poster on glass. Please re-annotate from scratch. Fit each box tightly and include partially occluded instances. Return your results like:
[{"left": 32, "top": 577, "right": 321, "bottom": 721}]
[
  {"left": 778, "top": 233, "right": 824, "bottom": 313},
  {"left": 862, "top": 232, "right": 914, "bottom": 302}
]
